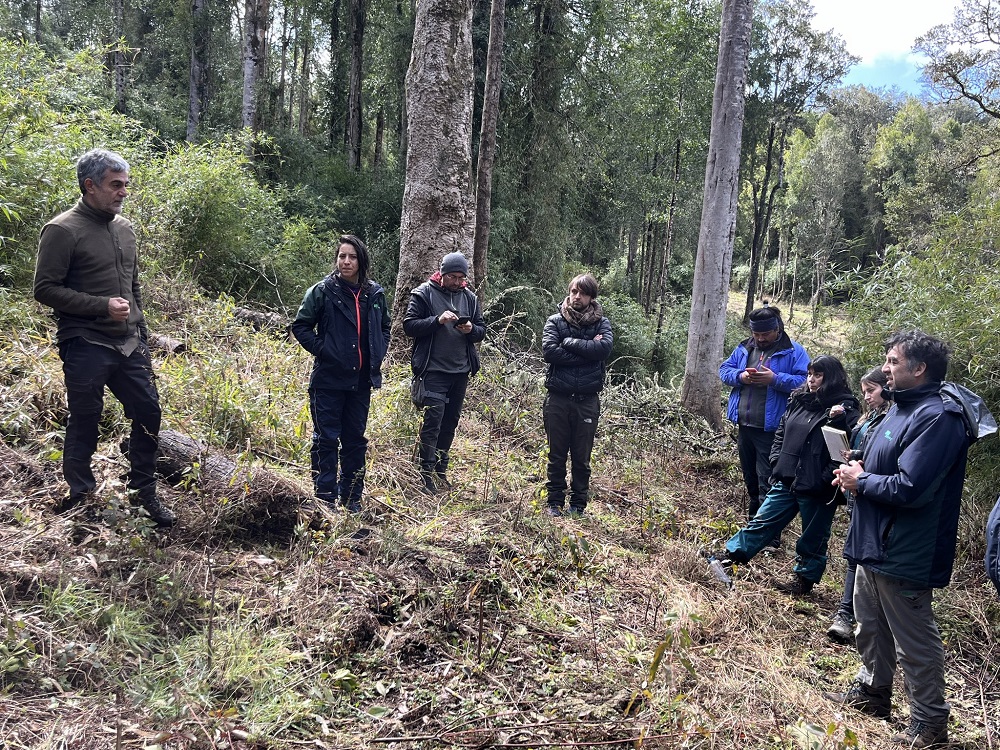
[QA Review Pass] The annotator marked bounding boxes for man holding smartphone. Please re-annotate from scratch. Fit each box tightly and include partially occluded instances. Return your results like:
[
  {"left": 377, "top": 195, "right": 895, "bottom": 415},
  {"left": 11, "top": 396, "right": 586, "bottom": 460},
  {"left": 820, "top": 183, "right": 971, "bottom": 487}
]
[
  {"left": 719, "top": 304, "right": 809, "bottom": 527},
  {"left": 403, "top": 252, "right": 486, "bottom": 494}
]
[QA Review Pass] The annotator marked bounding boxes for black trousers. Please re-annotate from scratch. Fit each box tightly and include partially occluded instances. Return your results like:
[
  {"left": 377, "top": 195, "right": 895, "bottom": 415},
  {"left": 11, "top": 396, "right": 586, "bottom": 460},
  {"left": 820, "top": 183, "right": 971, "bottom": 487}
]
[
  {"left": 309, "top": 386, "right": 371, "bottom": 504},
  {"left": 418, "top": 371, "right": 469, "bottom": 472},
  {"left": 59, "top": 337, "right": 161, "bottom": 500},
  {"left": 737, "top": 425, "right": 776, "bottom": 519},
  {"left": 543, "top": 392, "right": 600, "bottom": 509}
]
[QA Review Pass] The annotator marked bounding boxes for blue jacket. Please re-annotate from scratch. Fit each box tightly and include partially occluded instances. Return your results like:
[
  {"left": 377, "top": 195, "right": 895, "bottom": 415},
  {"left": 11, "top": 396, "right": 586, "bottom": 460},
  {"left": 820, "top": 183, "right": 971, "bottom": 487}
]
[
  {"left": 844, "top": 382, "right": 969, "bottom": 588},
  {"left": 291, "top": 274, "right": 391, "bottom": 390},
  {"left": 720, "top": 333, "right": 809, "bottom": 432}
]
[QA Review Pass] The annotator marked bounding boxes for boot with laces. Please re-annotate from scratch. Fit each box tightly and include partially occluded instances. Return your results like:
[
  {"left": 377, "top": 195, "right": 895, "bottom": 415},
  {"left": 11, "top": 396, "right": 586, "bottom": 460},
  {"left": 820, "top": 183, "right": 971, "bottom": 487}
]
[
  {"left": 827, "top": 611, "right": 855, "bottom": 643},
  {"left": 774, "top": 573, "right": 814, "bottom": 596},
  {"left": 823, "top": 679, "right": 891, "bottom": 718},
  {"left": 891, "top": 719, "right": 947, "bottom": 748}
]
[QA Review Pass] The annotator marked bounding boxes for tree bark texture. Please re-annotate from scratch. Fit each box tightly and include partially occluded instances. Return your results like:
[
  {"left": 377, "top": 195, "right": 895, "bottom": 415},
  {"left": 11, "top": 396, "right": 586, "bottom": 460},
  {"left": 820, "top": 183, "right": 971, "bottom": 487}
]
[
  {"left": 391, "top": 0, "right": 476, "bottom": 341},
  {"left": 241, "top": 0, "right": 269, "bottom": 130},
  {"left": 681, "top": 0, "right": 753, "bottom": 432},
  {"left": 186, "top": 0, "right": 209, "bottom": 141},
  {"left": 347, "top": 0, "right": 366, "bottom": 169},
  {"left": 155, "top": 429, "right": 318, "bottom": 538},
  {"left": 112, "top": 0, "right": 127, "bottom": 114},
  {"left": 472, "top": 0, "right": 506, "bottom": 301}
]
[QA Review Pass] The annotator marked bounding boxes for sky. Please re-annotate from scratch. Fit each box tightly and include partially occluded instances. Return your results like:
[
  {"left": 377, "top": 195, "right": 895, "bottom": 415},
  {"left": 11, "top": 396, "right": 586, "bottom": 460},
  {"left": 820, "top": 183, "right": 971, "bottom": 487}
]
[{"left": 809, "top": 0, "right": 963, "bottom": 95}]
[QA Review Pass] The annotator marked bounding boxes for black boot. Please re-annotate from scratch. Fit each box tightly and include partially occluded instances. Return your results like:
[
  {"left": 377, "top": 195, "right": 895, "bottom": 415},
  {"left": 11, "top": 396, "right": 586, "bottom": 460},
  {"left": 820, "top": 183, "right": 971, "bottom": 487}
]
[
  {"left": 420, "top": 470, "right": 438, "bottom": 495},
  {"left": 136, "top": 492, "right": 176, "bottom": 527},
  {"left": 434, "top": 452, "right": 451, "bottom": 490}
]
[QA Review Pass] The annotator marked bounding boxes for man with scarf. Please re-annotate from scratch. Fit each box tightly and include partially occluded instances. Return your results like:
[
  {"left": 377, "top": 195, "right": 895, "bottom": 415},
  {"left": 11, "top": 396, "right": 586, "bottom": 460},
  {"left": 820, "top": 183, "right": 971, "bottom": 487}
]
[
  {"left": 719, "top": 304, "right": 809, "bottom": 529},
  {"left": 541, "top": 273, "right": 613, "bottom": 517},
  {"left": 404, "top": 252, "right": 487, "bottom": 495}
]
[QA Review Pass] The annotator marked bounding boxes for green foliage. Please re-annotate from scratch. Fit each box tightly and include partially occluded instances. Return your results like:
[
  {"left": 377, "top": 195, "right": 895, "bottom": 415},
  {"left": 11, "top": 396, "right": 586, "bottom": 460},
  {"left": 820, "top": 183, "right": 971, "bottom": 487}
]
[
  {"left": 132, "top": 137, "right": 328, "bottom": 306},
  {"left": 600, "top": 293, "right": 656, "bottom": 377}
]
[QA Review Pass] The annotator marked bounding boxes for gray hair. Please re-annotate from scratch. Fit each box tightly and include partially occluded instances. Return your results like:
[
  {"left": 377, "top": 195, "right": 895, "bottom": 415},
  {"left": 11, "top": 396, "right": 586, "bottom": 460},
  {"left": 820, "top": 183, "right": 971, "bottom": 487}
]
[{"left": 76, "top": 149, "right": 130, "bottom": 194}]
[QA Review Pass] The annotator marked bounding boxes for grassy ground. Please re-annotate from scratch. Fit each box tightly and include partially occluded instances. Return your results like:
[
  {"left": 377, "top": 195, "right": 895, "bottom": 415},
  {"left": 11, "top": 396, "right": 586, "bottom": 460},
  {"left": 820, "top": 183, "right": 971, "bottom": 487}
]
[{"left": 0, "top": 282, "right": 997, "bottom": 749}]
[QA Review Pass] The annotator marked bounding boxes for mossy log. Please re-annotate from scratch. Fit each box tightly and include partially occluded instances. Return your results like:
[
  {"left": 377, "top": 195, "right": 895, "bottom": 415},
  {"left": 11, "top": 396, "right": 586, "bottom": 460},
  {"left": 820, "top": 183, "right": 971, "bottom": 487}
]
[
  {"left": 148, "top": 333, "right": 186, "bottom": 355},
  {"left": 233, "top": 306, "right": 290, "bottom": 334},
  {"left": 154, "top": 429, "right": 328, "bottom": 538}
]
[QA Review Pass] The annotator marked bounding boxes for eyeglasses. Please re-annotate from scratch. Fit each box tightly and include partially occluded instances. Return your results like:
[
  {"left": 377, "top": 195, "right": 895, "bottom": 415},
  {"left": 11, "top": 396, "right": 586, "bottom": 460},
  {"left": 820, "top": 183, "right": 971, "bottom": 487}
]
[{"left": 443, "top": 273, "right": 467, "bottom": 281}]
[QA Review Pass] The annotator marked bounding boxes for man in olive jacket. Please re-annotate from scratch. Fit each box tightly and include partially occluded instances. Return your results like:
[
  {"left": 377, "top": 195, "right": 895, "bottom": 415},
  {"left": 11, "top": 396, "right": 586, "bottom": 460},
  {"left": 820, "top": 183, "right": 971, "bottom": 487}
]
[
  {"left": 541, "top": 273, "right": 613, "bottom": 516},
  {"left": 33, "top": 149, "right": 175, "bottom": 527},
  {"left": 828, "top": 330, "right": 969, "bottom": 749}
]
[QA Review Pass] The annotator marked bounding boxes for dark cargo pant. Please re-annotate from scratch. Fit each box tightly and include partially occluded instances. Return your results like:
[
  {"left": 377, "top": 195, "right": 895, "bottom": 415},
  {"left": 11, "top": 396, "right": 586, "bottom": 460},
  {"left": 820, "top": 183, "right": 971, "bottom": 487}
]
[{"left": 543, "top": 391, "right": 600, "bottom": 511}]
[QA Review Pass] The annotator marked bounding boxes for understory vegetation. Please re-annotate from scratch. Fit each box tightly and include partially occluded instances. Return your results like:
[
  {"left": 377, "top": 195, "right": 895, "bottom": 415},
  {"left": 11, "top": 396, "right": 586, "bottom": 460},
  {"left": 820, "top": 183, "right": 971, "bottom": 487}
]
[{"left": 1, "top": 278, "right": 997, "bottom": 749}]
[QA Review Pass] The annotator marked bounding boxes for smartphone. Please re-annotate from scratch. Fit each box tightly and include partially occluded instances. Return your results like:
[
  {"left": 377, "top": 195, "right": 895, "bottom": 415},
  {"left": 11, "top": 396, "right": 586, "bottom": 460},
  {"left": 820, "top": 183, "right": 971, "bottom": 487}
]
[
  {"left": 455, "top": 315, "right": 471, "bottom": 325},
  {"left": 745, "top": 367, "right": 758, "bottom": 374}
]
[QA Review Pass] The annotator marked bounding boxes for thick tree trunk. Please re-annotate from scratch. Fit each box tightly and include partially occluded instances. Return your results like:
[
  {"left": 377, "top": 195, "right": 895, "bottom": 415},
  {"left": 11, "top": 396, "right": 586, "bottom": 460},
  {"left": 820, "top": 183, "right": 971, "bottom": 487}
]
[
  {"left": 347, "top": 0, "right": 366, "bottom": 168},
  {"left": 680, "top": 0, "right": 753, "bottom": 432},
  {"left": 391, "top": 0, "right": 475, "bottom": 343},
  {"left": 241, "top": 0, "right": 269, "bottom": 131},
  {"left": 471, "top": 0, "right": 506, "bottom": 302},
  {"left": 186, "top": 0, "right": 209, "bottom": 141}
]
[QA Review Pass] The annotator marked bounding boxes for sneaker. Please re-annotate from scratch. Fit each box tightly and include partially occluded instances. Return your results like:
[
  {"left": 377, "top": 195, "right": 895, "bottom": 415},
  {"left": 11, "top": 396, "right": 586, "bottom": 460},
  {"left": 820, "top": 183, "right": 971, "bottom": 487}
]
[
  {"left": 545, "top": 505, "right": 563, "bottom": 517},
  {"left": 567, "top": 505, "right": 586, "bottom": 517},
  {"left": 827, "top": 612, "right": 855, "bottom": 643},
  {"left": 774, "top": 573, "right": 814, "bottom": 596},
  {"left": 891, "top": 719, "right": 947, "bottom": 748},
  {"left": 823, "top": 680, "right": 892, "bottom": 718}
]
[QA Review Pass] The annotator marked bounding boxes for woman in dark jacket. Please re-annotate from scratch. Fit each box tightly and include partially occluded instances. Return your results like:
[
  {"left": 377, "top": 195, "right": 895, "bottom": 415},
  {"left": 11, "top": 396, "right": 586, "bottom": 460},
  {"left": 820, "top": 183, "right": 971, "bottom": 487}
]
[
  {"left": 291, "top": 235, "right": 391, "bottom": 512},
  {"left": 718, "top": 355, "right": 860, "bottom": 595},
  {"left": 827, "top": 367, "right": 890, "bottom": 641}
]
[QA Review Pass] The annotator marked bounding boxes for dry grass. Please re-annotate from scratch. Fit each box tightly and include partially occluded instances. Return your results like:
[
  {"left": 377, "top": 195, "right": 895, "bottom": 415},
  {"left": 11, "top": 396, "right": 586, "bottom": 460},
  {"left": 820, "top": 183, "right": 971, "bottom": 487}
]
[{"left": 0, "top": 288, "right": 996, "bottom": 749}]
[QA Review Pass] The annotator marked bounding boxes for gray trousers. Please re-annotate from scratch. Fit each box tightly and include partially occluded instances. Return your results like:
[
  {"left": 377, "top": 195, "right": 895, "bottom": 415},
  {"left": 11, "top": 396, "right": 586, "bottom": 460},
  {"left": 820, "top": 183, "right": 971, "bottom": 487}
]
[{"left": 853, "top": 565, "right": 950, "bottom": 725}]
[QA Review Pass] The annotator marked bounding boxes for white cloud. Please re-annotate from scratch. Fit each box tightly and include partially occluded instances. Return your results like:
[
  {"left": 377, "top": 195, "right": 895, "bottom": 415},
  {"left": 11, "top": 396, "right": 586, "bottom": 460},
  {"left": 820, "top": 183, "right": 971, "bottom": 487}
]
[{"left": 810, "top": 0, "right": 961, "bottom": 63}]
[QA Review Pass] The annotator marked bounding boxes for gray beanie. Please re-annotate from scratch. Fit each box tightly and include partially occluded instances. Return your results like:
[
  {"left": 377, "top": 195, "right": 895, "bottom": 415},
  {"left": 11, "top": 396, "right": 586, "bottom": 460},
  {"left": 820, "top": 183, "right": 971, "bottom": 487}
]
[{"left": 440, "top": 252, "right": 469, "bottom": 276}]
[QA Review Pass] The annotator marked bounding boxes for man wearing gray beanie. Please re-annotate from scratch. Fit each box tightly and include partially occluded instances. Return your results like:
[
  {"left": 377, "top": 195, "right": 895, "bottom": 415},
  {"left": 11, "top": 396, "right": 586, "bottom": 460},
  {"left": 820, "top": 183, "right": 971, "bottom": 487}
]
[{"left": 403, "top": 252, "right": 486, "bottom": 494}]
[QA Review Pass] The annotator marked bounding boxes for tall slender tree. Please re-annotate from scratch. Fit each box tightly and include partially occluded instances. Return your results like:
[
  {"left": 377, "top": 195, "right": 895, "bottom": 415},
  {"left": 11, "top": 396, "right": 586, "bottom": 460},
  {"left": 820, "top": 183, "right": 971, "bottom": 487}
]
[
  {"left": 681, "top": 0, "right": 753, "bottom": 430},
  {"left": 347, "top": 0, "right": 366, "bottom": 168},
  {"left": 241, "top": 0, "right": 269, "bottom": 130}
]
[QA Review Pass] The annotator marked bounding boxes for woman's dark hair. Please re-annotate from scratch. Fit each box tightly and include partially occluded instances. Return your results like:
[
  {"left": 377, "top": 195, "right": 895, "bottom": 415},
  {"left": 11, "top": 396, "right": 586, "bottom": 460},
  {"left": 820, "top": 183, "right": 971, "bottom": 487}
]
[
  {"left": 336, "top": 234, "right": 370, "bottom": 286},
  {"left": 860, "top": 367, "right": 888, "bottom": 388},
  {"left": 796, "top": 355, "right": 851, "bottom": 402}
]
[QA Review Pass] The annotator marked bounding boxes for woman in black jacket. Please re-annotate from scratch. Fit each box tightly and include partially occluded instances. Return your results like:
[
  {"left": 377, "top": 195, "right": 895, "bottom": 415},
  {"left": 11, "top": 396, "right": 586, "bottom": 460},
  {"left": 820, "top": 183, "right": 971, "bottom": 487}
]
[
  {"left": 826, "top": 366, "right": 890, "bottom": 641},
  {"left": 718, "top": 355, "right": 860, "bottom": 595}
]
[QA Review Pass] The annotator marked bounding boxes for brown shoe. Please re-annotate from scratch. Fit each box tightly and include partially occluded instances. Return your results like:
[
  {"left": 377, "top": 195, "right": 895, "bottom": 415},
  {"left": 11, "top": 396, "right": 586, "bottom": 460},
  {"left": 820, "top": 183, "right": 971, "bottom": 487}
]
[
  {"left": 823, "top": 680, "right": 891, "bottom": 718},
  {"left": 774, "top": 573, "right": 814, "bottom": 596},
  {"left": 891, "top": 719, "right": 947, "bottom": 748}
]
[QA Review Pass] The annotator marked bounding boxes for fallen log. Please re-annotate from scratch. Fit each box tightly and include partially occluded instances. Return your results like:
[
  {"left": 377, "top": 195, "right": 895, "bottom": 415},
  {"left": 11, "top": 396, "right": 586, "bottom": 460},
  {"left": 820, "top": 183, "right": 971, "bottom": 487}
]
[
  {"left": 149, "top": 333, "right": 186, "bottom": 355},
  {"left": 154, "top": 429, "right": 331, "bottom": 539},
  {"left": 233, "top": 306, "right": 290, "bottom": 334}
]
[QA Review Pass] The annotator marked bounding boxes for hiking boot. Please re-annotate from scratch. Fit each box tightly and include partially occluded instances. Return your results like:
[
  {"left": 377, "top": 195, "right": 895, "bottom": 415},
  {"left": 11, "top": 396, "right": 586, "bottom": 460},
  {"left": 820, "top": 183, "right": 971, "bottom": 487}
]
[
  {"left": 137, "top": 494, "right": 177, "bottom": 528},
  {"left": 342, "top": 497, "right": 362, "bottom": 513},
  {"left": 827, "top": 612, "right": 855, "bottom": 643},
  {"left": 420, "top": 471, "right": 438, "bottom": 496},
  {"left": 823, "top": 680, "right": 892, "bottom": 718},
  {"left": 58, "top": 491, "right": 94, "bottom": 514},
  {"left": 435, "top": 472, "right": 452, "bottom": 491},
  {"left": 774, "top": 573, "right": 814, "bottom": 596},
  {"left": 567, "top": 504, "right": 586, "bottom": 517},
  {"left": 545, "top": 504, "right": 563, "bottom": 517},
  {"left": 891, "top": 719, "right": 947, "bottom": 748}
]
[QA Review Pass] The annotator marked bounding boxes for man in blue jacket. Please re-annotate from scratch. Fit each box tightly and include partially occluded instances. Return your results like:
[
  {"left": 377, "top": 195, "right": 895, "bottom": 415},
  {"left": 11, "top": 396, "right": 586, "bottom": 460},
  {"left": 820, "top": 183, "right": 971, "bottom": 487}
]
[
  {"left": 719, "top": 304, "right": 809, "bottom": 524},
  {"left": 828, "top": 330, "right": 969, "bottom": 749}
]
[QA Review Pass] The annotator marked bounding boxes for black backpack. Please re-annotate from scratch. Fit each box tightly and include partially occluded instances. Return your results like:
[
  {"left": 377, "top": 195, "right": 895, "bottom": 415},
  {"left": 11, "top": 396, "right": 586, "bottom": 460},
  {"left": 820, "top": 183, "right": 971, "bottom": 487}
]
[{"left": 987, "top": 494, "right": 1000, "bottom": 596}]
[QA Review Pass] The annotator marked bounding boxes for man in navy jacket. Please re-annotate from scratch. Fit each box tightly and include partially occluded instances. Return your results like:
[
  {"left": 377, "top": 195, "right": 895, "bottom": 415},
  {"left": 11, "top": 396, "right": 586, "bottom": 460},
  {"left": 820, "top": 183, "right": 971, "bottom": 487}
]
[{"left": 828, "top": 330, "right": 969, "bottom": 749}]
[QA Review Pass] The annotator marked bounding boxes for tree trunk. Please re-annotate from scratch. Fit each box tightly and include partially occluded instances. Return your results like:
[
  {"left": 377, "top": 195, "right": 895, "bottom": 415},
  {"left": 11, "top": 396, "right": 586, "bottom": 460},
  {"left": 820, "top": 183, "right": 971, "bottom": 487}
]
[
  {"left": 298, "top": 39, "right": 311, "bottom": 134},
  {"left": 680, "top": 0, "right": 753, "bottom": 432},
  {"left": 112, "top": 0, "right": 127, "bottom": 114},
  {"left": 347, "top": 0, "right": 366, "bottom": 169},
  {"left": 391, "top": 0, "right": 476, "bottom": 343},
  {"left": 186, "top": 0, "right": 209, "bottom": 141},
  {"left": 374, "top": 104, "right": 385, "bottom": 169},
  {"left": 471, "top": 0, "right": 506, "bottom": 302},
  {"left": 241, "top": 0, "right": 269, "bottom": 131}
]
